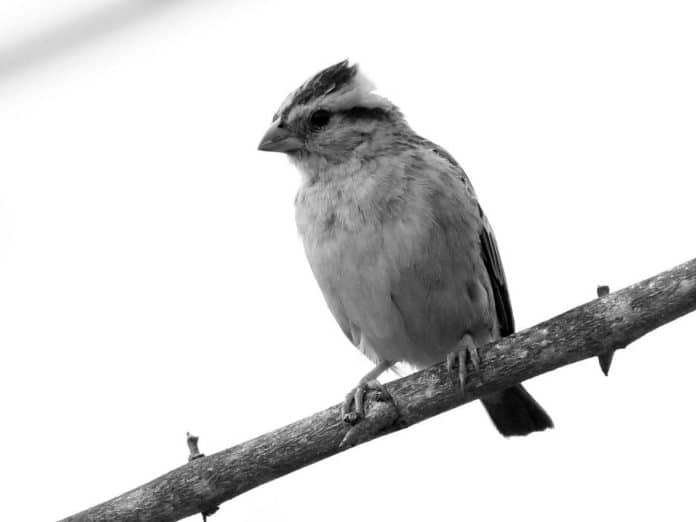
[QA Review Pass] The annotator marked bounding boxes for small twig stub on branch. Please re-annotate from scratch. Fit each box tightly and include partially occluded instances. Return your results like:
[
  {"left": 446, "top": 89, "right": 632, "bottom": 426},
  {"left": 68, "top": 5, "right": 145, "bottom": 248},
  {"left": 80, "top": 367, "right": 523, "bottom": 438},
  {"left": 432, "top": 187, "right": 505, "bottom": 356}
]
[
  {"left": 185, "top": 433, "right": 219, "bottom": 521},
  {"left": 186, "top": 432, "right": 204, "bottom": 462}
]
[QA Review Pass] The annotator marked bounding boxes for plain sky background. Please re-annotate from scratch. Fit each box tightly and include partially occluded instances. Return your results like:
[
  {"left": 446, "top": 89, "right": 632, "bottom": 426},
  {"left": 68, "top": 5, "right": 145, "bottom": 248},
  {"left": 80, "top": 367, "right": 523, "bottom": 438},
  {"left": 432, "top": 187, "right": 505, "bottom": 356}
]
[{"left": 1, "top": 1, "right": 695, "bottom": 521}]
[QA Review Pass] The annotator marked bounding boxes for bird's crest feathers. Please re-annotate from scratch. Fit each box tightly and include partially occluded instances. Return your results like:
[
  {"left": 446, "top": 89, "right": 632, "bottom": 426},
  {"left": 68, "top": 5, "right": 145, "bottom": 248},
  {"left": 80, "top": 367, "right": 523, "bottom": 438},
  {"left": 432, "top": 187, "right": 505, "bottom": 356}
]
[{"left": 274, "top": 60, "right": 387, "bottom": 122}]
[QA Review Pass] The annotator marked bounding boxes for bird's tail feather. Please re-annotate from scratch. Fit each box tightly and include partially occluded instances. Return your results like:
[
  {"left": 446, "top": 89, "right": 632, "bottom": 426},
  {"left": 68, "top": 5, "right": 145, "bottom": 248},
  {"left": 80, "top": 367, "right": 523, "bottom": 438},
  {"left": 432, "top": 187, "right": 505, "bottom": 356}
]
[{"left": 481, "top": 384, "right": 553, "bottom": 437}]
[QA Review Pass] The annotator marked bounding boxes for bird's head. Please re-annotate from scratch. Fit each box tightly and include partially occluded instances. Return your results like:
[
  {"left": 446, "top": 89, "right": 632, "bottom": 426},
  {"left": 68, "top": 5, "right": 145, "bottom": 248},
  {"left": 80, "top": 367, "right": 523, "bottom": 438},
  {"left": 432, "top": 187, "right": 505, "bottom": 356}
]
[{"left": 258, "top": 60, "right": 405, "bottom": 169}]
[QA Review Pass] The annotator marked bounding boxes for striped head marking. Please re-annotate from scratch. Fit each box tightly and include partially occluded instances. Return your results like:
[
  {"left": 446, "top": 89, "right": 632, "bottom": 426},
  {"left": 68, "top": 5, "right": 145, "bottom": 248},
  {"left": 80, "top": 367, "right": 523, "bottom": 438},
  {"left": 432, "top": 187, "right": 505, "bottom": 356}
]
[{"left": 259, "top": 60, "right": 404, "bottom": 165}]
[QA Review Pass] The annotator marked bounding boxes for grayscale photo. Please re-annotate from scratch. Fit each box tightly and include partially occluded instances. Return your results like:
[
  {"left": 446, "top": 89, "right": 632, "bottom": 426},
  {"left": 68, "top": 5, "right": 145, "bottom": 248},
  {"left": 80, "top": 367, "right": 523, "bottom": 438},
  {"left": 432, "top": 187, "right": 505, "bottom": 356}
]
[{"left": 1, "top": 2, "right": 695, "bottom": 521}]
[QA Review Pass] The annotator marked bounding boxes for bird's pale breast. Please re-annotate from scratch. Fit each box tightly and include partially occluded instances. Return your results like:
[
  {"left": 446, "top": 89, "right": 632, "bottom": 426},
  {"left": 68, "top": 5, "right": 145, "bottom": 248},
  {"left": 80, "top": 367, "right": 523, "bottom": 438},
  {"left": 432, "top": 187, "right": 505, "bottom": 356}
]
[{"left": 295, "top": 157, "right": 497, "bottom": 368}]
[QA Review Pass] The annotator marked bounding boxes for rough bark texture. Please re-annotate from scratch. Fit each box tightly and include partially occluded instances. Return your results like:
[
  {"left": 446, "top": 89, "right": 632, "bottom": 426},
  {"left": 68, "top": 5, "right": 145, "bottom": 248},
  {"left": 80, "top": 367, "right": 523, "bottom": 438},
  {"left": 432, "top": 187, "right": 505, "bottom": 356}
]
[{"left": 59, "top": 258, "right": 696, "bottom": 522}]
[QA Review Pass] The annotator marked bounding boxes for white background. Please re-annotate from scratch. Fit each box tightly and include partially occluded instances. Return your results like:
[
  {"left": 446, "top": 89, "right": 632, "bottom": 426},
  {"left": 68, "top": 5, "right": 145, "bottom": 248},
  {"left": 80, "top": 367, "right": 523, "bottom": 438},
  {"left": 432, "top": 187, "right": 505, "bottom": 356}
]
[{"left": 1, "top": 1, "right": 695, "bottom": 521}]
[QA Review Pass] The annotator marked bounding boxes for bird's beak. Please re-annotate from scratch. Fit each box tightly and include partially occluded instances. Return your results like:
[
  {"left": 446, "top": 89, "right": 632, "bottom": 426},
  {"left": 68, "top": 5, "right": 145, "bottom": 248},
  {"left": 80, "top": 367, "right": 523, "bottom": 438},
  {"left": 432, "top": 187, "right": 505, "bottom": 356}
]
[{"left": 258, "top": 121, "right": 302, "bottom": 153}]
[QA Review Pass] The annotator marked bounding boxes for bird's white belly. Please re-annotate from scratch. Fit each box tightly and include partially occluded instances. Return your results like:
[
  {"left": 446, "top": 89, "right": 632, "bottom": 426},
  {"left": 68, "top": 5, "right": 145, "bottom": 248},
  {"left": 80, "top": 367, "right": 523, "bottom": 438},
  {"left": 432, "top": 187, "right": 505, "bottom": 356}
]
[
  {"left": 311, "top": 227, "right": 398, "bottom": 335},
  {"left": 298, "top": 207, "right": 431, "bottom": 364}
]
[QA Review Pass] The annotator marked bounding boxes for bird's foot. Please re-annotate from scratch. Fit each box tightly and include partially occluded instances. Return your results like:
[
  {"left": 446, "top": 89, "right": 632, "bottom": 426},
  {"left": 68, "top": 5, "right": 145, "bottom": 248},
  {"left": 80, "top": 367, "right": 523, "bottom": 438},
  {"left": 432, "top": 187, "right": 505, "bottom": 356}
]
[
  {"left": 447, "top": 336, "right": 481, "bottom": 391},
  {"left": 342, "top": 379, "right": 393, "bottom": 425},
  {"left": 339, "top": 379, "right": 399, "bottom": 449}
]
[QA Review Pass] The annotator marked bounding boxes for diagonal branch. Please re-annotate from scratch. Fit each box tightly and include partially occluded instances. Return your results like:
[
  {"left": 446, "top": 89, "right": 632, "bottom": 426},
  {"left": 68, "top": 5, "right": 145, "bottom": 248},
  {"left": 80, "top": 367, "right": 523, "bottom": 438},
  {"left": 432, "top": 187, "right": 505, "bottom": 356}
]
[{"left": 59, "top": 257, "right": 696, "bottom": 522}]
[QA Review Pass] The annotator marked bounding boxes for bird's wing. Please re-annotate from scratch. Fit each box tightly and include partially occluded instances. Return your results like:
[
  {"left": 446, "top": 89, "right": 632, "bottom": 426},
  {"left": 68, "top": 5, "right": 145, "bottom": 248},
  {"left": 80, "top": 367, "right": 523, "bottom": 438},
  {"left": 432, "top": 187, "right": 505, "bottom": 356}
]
[
  {"left": 425, "top": 140, "right": 515, "bottom": 338},
  {"left": 478, "top": 208, "right": 515, "bottom": 336},
  {"left": 384, "top": 143, "right": 495, "bottom": 360},
  {"left": 428, "top": 138, "right": 515, "bottom": 337}
]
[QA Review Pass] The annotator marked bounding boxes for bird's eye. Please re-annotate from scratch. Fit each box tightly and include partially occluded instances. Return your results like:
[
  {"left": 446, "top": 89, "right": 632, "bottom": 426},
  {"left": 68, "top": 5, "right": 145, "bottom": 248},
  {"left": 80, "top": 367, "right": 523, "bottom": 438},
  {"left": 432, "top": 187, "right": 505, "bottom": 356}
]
[{"left": 309, "top": 109, "right": 331, "bottom": 130}]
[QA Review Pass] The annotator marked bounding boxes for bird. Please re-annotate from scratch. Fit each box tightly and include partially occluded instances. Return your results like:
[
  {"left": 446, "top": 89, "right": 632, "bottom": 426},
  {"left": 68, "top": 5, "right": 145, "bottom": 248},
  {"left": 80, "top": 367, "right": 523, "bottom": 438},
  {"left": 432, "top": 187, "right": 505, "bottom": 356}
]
[{"left": 258, "top": 60, "right": 553, "bottom": 436}]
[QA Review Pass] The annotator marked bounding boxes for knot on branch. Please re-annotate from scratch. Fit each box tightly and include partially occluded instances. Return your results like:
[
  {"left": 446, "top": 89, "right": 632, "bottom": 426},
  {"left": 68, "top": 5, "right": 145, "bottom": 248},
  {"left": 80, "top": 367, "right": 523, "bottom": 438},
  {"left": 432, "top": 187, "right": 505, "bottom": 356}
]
[{"left": 340, "top": 389, "right": 400, "bottom": 449}]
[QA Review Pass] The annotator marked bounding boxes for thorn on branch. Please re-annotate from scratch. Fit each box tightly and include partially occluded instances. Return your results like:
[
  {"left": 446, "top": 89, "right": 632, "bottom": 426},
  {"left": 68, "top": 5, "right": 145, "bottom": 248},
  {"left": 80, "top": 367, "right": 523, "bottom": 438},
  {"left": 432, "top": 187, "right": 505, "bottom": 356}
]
[
  {"left": 186, "top": 432, "right": 220, "bottom": 522},
  {"left": 596, "top": 285, "right": 615, "bottom": 376}
]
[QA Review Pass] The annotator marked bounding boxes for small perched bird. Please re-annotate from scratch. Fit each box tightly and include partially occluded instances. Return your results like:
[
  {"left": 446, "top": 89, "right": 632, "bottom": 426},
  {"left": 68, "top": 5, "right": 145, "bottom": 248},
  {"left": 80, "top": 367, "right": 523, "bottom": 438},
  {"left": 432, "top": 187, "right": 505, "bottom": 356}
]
[{"left": 258, "top": 61, "right": 552, "bottom": 436}]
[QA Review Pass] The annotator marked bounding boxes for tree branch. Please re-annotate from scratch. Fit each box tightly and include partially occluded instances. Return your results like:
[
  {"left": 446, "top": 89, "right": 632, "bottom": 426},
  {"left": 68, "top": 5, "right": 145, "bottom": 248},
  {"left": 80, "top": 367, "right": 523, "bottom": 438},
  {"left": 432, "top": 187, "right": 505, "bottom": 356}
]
[{"left": 59, "top": 257, "right": 696, "bottom": 522}]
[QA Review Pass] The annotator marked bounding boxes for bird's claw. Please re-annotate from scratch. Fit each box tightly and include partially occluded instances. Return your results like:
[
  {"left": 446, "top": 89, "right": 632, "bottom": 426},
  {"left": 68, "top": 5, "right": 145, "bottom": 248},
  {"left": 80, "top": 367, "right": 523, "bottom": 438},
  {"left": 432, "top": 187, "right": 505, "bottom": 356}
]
[
  {"left": 342, "top": 380, "right": 392, "bottom": 424},
  {"left": 447, "top": 337, "right": 481, "bottom": 391}
]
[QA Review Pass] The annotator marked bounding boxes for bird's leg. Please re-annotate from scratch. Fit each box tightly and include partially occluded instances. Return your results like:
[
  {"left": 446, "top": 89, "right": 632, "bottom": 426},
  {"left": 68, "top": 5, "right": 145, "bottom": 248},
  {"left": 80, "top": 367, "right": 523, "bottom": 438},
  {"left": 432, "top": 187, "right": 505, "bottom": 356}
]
[
  {"left": 447, "top": 334, "right": 481, "bottom": 391},
  {"left": 342, "top": 360, "right": 394, "bottom": 424}
]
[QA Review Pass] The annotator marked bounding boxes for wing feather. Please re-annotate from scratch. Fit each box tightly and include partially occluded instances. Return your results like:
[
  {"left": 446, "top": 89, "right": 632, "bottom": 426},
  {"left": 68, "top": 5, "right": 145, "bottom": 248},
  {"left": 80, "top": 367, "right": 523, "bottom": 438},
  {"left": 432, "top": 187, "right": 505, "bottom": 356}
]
[
  {"left": 478, "top": 207, "right": 515, "bottom": 337},
  {"left": 426, "top": 139, "right": 516, "bottom": 338}
]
